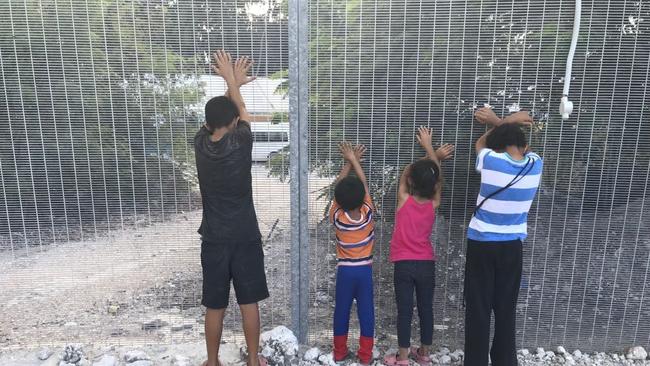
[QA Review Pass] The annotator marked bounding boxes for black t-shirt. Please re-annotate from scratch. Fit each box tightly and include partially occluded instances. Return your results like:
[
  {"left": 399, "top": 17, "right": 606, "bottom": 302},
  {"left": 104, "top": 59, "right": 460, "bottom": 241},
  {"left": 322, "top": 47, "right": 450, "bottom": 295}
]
[{"left": 194, "top": 122, "right": 261, "bottom": 244}]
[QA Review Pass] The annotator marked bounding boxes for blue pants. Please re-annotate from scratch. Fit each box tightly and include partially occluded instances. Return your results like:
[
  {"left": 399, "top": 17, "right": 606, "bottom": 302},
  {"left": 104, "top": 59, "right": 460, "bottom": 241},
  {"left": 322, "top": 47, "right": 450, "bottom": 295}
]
[{"left": 333, "top": 265, "right": 375, "bottom": 337}]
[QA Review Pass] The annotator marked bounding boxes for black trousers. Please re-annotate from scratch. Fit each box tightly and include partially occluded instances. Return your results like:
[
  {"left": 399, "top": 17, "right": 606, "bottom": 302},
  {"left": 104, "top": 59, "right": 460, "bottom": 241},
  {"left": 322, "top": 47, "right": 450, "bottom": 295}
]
[
  {"left": 464, "top": 239, "right": 522, "bottom": 366},
  {"left": 394, "top": 260, "right": 436, "bottom": 348}
]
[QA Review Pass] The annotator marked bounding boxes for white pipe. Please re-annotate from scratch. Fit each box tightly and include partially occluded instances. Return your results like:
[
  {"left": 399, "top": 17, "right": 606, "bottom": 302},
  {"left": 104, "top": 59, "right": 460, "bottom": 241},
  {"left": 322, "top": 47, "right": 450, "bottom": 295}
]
[{"left": 559, "top": 0, "right": 582, "bottom": 120}]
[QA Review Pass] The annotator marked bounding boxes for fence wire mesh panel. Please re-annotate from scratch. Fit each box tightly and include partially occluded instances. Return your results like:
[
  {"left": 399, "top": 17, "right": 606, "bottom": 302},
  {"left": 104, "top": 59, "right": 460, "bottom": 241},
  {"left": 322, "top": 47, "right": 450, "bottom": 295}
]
[
  {"left": 2, "top": 0, "right": 650, "bottom": 356},
  {"left": 0, "top": 0, "right": 289, "bottom": 348},
  {"left": 307, "top": 0, "right": 650, "bottom": 353}
]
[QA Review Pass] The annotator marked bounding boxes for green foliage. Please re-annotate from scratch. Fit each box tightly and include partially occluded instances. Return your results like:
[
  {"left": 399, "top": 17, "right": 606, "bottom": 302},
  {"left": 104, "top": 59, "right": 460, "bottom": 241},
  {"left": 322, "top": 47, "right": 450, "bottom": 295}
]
[
  {"left": 0, "top": 0, "right": 202, "bottom": 240},
  {"left": 271, "top": 112, "right": 289, "bottom": 124}
]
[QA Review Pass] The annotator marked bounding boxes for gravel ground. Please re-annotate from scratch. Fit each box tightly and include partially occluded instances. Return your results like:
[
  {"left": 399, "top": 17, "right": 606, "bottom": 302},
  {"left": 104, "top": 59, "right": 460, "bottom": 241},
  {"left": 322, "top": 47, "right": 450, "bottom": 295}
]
[
  {"left": 0, "top": 326, "right": 648, "bottom": 366},
  {"left": 1, "top": 166, "right": 650, "bottom": 363}
]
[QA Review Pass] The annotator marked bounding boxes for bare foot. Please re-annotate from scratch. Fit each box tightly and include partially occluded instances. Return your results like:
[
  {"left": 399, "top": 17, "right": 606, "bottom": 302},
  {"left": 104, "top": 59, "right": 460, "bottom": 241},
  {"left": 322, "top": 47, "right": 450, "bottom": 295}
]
[
  {"left": 249, "top": 355, "right": 267, "bottom": 366},
  {"left": 201, "top": 360, "right": 221, "bottom": 366}
]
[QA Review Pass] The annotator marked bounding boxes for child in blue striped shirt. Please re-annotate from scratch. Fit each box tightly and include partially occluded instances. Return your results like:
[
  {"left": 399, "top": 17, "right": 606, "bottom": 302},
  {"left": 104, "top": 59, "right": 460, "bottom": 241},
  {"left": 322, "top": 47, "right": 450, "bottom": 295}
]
[{"left": 464, "top": 107, "right": 543, "bottom": 366}]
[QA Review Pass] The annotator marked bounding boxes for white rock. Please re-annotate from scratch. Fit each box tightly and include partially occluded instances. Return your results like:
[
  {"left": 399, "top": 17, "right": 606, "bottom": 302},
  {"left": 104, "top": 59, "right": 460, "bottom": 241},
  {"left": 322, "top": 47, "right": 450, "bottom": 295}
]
[
  {"left": 385, "top": 348, "right": 398, "bottom": 358},
  {"left": 123, "top": 350, "right": 150, "bottom": 363},
  {"left": 260, "top": 326, "right": 299, "bottom": 357},
  {"left": 261, "top": 345, "right": 275, "bottom": 359},
  {"left": 303, "top": 347, "right": 320, "bottom": 361},
  {"left": 38, "top": 347, "right": 54, "bottom": 360},
  {"left": 557, "top": 346, "right": 567, "bottom": 355},
  {"left": 41, "top": 355, "right": 60, "bottom": 366},
  {"left": 61, "top": 344, "right": 84, "bottom": 364},
  {"left": 372, "top": 346, "right": 380, "bottom": 360},
  {"left": 439, "top": 355, "right": 452, "bottom": 364},
  {"left": 438, "top": 347, "right": 450, "bottom": 355},
  {"left": 519, "top": 349, "right": 530, "bottom": 356},
  {"left": 128, "top": 361, "right": 153, "bottom": 366},
  {"left": 573, "top": 350, "right": 583, "bottom": 359},
  {"left": 318, "top": 353, "right": 336, "bottom": 366},
  {"left": 626, "top": 346, "right": 647, "bottom": 360},
  {"left": 92, "top": 355, "right": 117, "bottom": 366},
  {"left": 450, "top": 350, "right": 463, "bottom": 362},
  {"left": 545, "top": 351, "right": 555, "bottom": 359},
  {"left": 565, "top": 355, "right": 576, "bottom": 366},
  {"left": 220, "top": 343, "right": 242, "bottom": 364},
  {"left": 172, "top": 355, "right": 190, "bottom": 366}
]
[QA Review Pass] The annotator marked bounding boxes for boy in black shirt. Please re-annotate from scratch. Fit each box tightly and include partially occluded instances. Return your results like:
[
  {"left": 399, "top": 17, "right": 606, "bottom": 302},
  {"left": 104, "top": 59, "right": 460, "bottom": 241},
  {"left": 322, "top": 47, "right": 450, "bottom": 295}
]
[{"left": 196, "top": 50, "right": 268, "bottom": 366}]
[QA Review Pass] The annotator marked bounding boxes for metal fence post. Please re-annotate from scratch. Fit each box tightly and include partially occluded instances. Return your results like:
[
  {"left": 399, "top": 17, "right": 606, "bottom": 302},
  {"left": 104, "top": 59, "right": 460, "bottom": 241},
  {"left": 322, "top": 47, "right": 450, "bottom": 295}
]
[{"left": 288, "top": 0, "right": 309, "bottom": 344}]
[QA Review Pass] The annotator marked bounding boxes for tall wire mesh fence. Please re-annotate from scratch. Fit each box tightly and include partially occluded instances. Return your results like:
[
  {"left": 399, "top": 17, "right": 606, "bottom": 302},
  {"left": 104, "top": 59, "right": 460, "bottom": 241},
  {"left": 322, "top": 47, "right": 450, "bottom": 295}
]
[
  {"left": 1, "top": 0, "right": 649, "bottom": 354},
  {"left": 0, "top": 0, "right": 290, "bottom": 347},
  {"left": 307, "top": 0, "right": 650, "bottom": 353}
]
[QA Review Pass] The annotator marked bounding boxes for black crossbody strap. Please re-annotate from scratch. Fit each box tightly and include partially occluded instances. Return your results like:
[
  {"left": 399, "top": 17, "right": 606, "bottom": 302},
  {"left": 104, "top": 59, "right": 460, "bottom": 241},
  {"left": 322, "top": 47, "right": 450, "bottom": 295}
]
[{"left": 473, "top": 157, "right": 535, "bottom": 216}]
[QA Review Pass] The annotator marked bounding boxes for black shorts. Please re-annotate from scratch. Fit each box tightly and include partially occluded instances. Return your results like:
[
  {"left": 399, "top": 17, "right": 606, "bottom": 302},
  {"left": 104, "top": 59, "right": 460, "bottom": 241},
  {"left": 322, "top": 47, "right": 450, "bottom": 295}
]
[{"left": 200, "top": 240, "right": 269, "bottom": 309}]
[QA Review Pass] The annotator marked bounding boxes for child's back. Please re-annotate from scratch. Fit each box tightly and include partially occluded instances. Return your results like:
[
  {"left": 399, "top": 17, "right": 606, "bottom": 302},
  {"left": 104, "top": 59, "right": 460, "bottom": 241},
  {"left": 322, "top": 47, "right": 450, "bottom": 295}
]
[
  {"left": 390, "top": 196, "right": 435, "bottom": 262},
  {"left": 331, "top": 194, "right": 375, "bottom": 266}
]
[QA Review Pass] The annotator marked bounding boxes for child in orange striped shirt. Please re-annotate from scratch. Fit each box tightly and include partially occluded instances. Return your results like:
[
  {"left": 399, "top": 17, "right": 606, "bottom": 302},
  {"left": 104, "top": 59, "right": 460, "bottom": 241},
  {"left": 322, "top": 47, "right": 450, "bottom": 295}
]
[{"left": 330, "top": 142, "right": 375, "bottom": 365}]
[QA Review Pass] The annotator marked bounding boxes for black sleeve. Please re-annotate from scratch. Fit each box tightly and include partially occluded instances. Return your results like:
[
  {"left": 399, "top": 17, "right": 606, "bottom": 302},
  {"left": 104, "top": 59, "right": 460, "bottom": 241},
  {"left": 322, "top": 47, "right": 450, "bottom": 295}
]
[
  {"left": 233, "top": 121, "right": 253, "bottom": 146},
  {"left": 194, "top": 126, "right": 211, "bottom": 147}
]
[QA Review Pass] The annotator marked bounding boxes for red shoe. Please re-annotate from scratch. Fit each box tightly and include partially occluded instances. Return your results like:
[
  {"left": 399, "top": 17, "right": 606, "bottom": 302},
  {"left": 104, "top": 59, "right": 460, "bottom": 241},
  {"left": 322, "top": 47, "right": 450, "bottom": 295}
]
[
  {"left": 333, "top": 335, "right": 350, "bottom": 362},
  {"left": 357, "top": 336, "right": 374, "bottom": 365}
]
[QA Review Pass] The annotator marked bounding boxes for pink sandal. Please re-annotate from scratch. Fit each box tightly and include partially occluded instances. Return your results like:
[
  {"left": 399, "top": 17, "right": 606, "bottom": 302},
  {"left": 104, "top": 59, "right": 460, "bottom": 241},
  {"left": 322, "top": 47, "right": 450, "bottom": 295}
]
[
  {"left": 409, "top": 347, "right": 432, "bottom": 366},
  {"left": 258, "top": 355, "right": 268, "bottom": 366},
  {"left": 383, "top": 353, "right": 410, "bottom": 366}
]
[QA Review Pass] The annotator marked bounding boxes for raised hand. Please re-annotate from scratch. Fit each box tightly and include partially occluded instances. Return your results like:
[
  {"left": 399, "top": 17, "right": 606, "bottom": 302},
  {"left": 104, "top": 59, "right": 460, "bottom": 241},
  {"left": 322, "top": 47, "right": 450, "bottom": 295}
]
[
  {"left": 234, "top": 56, "right": 257, "bottom": 86},
  {"left": 354, "top": 144, "right": 367, "bottom": 162},
  {"left": 339, "top": 142, "right": 357, "bottom": 162},
  {"left": 435, "top": 143, "right": 455, "bottom": 161},
  {"left": 474, "top": 107, "right": 502, "bottom": 126},
  {"left": 416, "top": 126, "right": 434, "bottom": 151},
  {"left": 210, "top": 50, "right": 234, "bottom": 83},
  {"left": 501, "top": 111, "right": 534, "bottom": 127}
]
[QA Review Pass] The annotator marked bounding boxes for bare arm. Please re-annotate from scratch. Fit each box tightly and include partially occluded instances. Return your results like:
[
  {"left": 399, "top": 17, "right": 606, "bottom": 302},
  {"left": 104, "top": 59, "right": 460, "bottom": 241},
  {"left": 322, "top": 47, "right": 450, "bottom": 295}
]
[
  {"left": 416, "top": 126, "right": 439, "bottom": 164},
  {"left": 349, "top": 158, "right": 368, "bottom": 192},
  {"left": 338, "top": 142, "right": 369, "bottom": 193},
  {"left": 416, "top": 126, "right": 455, "bottom": 163},
  {"left": 475, "top": 127, "right": 492, "bottom": 154},
  {"left": 211, "top": 51, "right": 255, "bottom": 122},
  {"left": 335, "top": 162, "right": 352, "bottom": 183},
  {"left": 230, "top": 56, "right": 257, "bottom": 122},
  {"left": 414, "top": 126, "right": 450, "bottom": 210},
  {"left": 432, "top": 180, "right": 442, "bottom": 208},
  {"left": 397, "top": 164, "right": 412, "bottom": 208},
  {"left": 473, "top": 107, "right": 533, "bottom": 154}
]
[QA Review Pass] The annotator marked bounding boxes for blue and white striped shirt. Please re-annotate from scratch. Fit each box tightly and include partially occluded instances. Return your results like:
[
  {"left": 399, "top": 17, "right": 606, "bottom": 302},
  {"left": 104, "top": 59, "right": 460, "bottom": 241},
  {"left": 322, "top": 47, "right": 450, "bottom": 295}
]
[{"left": 468, "top": 148, "right": 543, "bottom": 242}]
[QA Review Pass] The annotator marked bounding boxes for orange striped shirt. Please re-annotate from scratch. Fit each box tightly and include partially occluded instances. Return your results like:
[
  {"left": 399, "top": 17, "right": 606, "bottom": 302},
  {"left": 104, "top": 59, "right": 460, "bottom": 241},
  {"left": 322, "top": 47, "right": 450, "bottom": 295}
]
[{"left": 330, "top": 194, "right": 375, "bottom": 266}]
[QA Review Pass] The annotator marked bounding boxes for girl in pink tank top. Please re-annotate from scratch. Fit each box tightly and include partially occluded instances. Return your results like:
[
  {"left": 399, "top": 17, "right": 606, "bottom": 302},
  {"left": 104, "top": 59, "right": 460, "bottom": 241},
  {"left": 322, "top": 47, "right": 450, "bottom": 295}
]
[{"left": 385, "top": 127, "right": 454, "bottom": 366}]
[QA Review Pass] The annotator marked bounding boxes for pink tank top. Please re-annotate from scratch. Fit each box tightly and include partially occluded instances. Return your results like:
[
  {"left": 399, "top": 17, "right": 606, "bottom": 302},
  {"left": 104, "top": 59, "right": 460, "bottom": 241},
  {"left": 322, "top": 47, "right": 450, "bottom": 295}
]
[{"left": 389, "top": 195, "right": 436, "bottom": 262}]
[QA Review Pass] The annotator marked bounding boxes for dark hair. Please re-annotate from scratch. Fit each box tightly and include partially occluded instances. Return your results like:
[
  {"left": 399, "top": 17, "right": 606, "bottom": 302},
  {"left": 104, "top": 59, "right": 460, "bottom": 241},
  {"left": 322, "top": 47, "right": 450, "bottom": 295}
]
[
  {"left": 486, "top": 123, "right": 527, "bottom": 151},
  {"left": 334, "top": 176, "right": 366, "bottom": 211},
  {"left": 409, "top": 159, "right": 440, "bottom": 199},
  {"left": 205, "top": 96, "right": 239, "bottom": 131}
]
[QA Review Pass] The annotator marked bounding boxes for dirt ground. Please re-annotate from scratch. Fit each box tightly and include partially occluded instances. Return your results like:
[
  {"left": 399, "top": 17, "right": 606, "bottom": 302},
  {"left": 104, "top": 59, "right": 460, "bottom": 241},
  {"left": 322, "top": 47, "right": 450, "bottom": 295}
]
[
  {"left": 2, "top": 165, "right": 650, "bottom": 357},
  {"left": 0, "top": 166, "right": 330, "bottom": 350}
]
